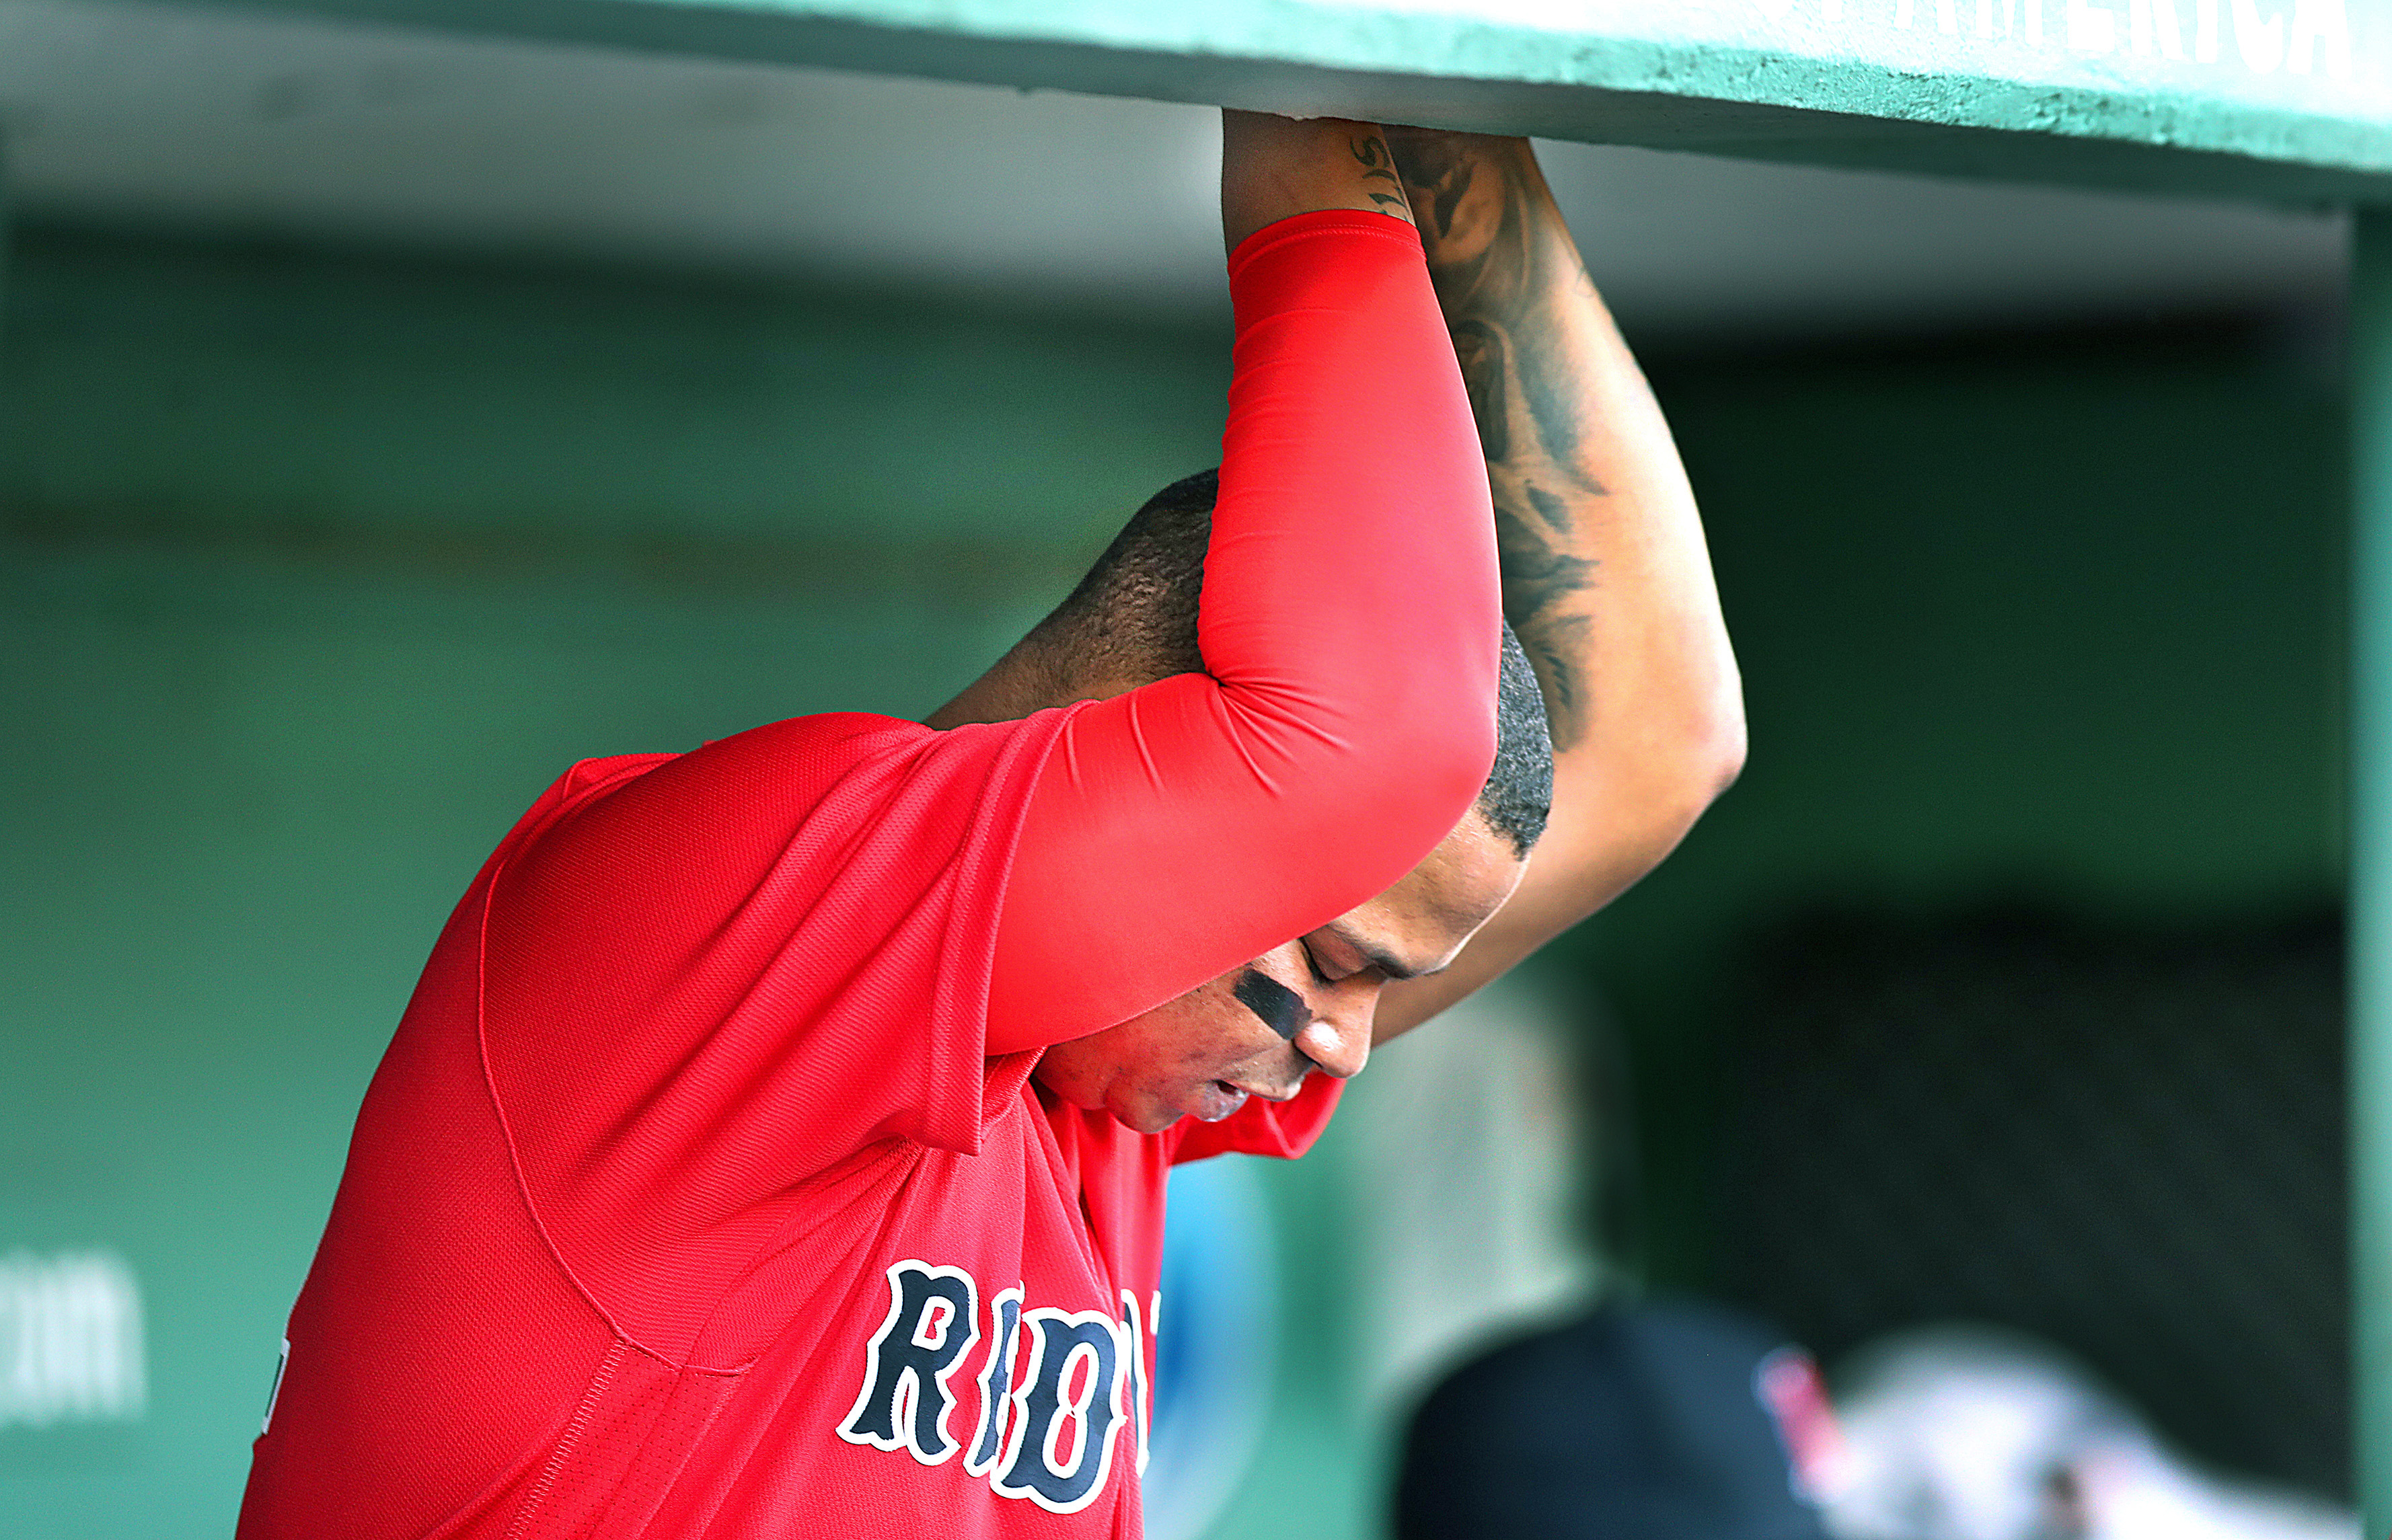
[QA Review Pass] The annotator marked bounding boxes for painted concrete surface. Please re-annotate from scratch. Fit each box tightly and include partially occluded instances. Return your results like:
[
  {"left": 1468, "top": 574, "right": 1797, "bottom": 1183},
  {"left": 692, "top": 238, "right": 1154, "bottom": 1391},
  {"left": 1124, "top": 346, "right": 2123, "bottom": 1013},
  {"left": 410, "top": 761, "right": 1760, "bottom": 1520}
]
[
  {"left": 2350, "top": 206, "right": 2391, "bottom": 1540},
  {"left": 189, "top": 0, "right": 2389, "bottom": 199},
  {"left": 0, "top": 3, "right": 2347, "bottom": 332}
]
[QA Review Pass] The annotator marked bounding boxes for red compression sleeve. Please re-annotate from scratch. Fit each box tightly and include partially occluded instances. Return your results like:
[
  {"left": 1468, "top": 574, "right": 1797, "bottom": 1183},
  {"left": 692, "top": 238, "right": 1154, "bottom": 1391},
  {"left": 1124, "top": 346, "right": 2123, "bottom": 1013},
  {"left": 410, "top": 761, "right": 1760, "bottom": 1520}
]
[{"left": 985, "top": 210, "right": 1501, "bottom": 1053}]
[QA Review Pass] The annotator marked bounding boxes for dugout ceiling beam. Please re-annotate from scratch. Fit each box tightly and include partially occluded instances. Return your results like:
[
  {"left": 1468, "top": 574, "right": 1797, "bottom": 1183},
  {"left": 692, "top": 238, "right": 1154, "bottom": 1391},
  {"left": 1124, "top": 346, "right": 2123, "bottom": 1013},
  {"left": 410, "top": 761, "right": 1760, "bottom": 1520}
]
[
  {"left": 2354, "top": 213, "right": 2392, "bottom": 1540},
  {"left": 174, "top": 0, "right": 2381, "bottom": 205}
]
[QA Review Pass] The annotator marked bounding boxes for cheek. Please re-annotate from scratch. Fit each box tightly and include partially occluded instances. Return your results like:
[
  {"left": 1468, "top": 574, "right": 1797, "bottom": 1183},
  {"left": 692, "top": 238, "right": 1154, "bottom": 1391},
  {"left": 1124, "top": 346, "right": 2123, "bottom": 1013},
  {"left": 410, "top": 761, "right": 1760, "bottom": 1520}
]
[
  {"left": 1059, "top": 973, "right": 1308, "bottom": 1092},
  {"left": 1152, "top": 994, "right": 1294, "bottom": 1079},
  {"left": 1155, "top": 1018, "right": 1248, "bottom": 1073},
  {"left": 1030, "top": 1035, "right": 1102, "bottom": 1098},
  {"left": 1195, "top": 1020, "right": 1306, "bottom": 1083}
]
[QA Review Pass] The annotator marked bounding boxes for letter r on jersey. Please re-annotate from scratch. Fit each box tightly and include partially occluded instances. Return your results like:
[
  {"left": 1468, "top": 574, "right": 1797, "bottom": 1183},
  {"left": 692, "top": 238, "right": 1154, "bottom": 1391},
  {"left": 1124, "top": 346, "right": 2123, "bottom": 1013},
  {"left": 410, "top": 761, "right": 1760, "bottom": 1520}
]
[{"left": 839, "top": 1262, "right": 982, "bottom": 1465}]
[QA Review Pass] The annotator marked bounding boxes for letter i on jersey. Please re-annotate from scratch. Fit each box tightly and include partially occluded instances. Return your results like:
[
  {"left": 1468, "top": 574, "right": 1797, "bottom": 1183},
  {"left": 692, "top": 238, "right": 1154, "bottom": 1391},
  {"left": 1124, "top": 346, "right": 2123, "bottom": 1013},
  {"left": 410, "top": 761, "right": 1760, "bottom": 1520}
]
[
  {"left": 965, "top": 1286, "right": 1025, "bottom": 1477},
  {"left": 839, "top": 1262, "right": 982, "bottom": 1465}
]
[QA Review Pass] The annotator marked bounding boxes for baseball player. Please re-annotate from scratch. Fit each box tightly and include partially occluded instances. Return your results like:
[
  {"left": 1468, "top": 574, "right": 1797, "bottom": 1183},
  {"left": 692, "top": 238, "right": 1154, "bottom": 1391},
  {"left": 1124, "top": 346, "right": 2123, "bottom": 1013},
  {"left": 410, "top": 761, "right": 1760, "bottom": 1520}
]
[{"left": 237, "top": 112, "right": 1738, "bottom": 1537}]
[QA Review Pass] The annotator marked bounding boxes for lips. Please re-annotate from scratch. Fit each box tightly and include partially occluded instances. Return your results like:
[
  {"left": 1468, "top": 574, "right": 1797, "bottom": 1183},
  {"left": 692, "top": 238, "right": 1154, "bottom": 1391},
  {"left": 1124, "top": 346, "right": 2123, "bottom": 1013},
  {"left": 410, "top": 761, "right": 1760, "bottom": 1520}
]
[{"left": 1189, "top": 1080, "right": 1252, "bottom": 1122}]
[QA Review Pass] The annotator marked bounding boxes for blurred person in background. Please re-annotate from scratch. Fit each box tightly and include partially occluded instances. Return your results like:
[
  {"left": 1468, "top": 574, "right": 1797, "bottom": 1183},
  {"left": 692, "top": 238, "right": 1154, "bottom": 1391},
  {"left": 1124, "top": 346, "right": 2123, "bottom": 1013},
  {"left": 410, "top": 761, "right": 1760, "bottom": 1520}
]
[
  {"left": 1395, "top": 1297, "right": 1840, "bottom": 1540},
  {"left": 1820, "top": 1325, "right": 2357, "bottom": 1540},
  {"left": 1394, "top": 1311, "right": 2363, "bottom": 1540},
  {"left": 237, "top": 111, "right": 1737, "bottom": 1538}
]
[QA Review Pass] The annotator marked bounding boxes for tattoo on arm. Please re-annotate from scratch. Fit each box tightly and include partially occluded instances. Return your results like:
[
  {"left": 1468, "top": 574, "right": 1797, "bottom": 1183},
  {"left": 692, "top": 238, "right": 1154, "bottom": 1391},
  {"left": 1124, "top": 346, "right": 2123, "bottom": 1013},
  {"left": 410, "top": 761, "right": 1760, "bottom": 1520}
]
[
  {"left": 1446, "top": 289, "right": 1602, "bottom": 748},
  {"left": 1386, "top": 132, "right": 1476, "bottom": 239},
  {"left": 1349, "top": 134, "right": 1411, "bottom": 216},
  {"left": 1449, "top": 320, "right": 1509, "bottom": 463},
  {"left": 1497, "top": 501, "right": 1595, "bottom": 731},
  {"left": 1392, "top": 137, "right": 1606, "bottom": 749}
]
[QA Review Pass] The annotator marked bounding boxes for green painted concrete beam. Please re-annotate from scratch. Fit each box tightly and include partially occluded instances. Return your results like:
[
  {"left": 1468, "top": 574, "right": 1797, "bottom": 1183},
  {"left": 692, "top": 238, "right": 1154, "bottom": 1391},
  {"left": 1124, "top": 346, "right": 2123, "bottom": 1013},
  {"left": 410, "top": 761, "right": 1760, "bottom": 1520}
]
[
  {"left": 186, "top": 0, "right": 2386, "bottom": 202},
  {"left": 2355, "top": 209, "right": 2392, "bottom": 1539}
]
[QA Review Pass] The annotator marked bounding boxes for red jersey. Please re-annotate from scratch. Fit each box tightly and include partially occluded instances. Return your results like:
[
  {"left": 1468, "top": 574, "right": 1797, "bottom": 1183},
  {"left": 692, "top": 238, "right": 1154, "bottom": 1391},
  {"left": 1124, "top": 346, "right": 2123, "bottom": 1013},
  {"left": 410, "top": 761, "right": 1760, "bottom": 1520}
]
[
  {"left": 240, "top": 715, "right": 1341, "bottom": 1537},
  {"left": 239, "top": 210, "right": 1498, "bottom": 1538}
]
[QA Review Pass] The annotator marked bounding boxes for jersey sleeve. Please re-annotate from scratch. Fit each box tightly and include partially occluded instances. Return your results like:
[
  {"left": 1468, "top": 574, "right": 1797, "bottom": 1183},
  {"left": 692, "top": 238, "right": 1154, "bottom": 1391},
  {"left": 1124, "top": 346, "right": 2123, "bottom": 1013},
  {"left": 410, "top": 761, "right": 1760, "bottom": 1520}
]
[
  {"left": 986, "top": 210, "right": 1501, "bottom": 1050},
  {"left": 1169, "top": 1075, "right": 1345, "bottom": 1166},
  {"left": 474, "top": 707, "right": 1070, "bottom": 1360}
]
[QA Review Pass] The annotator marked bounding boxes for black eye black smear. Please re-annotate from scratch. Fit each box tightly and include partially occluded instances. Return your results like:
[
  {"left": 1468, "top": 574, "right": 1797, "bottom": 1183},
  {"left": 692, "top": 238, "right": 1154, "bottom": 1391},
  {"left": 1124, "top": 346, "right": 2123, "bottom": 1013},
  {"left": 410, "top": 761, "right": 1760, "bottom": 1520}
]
[{"left": 1233, "top": 967, "right": 1308, "bottom": 1042}]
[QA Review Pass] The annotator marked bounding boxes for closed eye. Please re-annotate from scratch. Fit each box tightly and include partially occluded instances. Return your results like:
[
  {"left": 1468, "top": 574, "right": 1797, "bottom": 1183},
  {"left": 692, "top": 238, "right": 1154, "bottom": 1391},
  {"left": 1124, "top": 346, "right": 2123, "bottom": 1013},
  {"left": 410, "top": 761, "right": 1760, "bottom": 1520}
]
[{"left": 1315, "top": 923, "right": 1436, "bottom": 984}]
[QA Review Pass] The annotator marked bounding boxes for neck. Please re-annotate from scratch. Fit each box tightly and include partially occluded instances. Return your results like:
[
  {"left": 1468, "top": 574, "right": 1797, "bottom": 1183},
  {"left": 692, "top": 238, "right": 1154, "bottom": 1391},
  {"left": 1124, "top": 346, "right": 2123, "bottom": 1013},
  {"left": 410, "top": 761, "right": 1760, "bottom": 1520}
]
[{"left": 925, "top": 650, "right": 1139, "bottom": 730}]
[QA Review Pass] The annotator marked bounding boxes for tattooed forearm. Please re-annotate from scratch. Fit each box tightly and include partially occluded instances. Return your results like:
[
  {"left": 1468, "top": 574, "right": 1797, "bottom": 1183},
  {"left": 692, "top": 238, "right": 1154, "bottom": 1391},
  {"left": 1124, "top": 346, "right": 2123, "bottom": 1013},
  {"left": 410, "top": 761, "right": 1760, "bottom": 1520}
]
[
  {"left": 1395, "top": 134, "right": 1608, "bottom": 748},
  {"left": 1363, "top": 130, "right": 1740, "bottom": 1039},
  {"left": 1495, "top": 492, "right": 1594, "bottom": 725},
  {"left": 1448, "top": 319, "right": 1511, "bottom": 463},
  {"left": 1348, "top": 134, "right": 1412, "bottom": 217},
  {"left": 1388, "top": 133, "right": 1477, "bottom": 240},
  {"left": 1524, "top": 481, "right": 1583, "bottom": 537}
]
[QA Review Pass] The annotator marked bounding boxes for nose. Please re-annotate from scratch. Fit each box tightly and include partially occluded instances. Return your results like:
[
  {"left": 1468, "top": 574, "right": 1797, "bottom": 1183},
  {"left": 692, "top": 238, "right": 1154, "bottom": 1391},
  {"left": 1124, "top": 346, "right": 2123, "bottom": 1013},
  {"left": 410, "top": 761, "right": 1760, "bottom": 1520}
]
[{"left": 1292, "top": 983, "right": 1378, "bottom": 1080}]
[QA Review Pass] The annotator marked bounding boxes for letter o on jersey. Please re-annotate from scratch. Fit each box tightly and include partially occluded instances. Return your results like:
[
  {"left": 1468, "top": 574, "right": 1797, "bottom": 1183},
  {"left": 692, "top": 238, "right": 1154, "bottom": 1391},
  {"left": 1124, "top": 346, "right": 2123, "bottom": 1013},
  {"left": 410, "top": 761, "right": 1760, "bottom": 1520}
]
[{"left": 996, "top": 1308, "right": 1129, "bottom": 1514}]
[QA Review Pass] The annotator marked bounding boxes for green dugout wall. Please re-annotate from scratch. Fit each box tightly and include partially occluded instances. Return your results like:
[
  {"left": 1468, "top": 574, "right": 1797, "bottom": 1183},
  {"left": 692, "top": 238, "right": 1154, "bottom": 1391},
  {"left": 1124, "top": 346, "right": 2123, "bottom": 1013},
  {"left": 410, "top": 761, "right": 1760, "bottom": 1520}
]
[{"left": 15, "top": 0, "right": 2391, "bottom": 1526}]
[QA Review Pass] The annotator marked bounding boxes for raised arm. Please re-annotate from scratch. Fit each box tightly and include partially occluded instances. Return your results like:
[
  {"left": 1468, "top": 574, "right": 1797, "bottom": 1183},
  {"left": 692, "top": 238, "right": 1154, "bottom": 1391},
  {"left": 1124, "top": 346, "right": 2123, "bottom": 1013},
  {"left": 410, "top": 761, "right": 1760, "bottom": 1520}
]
[
  {"left": 1372, "top": 132, "right": 1746, "bottom": 1040},
  {"left": 982, "top": 115, "right": 1502, "bottom": 1053},
  {"left": 1218, "top": 110, "right": 1415, "bottom": 246}
]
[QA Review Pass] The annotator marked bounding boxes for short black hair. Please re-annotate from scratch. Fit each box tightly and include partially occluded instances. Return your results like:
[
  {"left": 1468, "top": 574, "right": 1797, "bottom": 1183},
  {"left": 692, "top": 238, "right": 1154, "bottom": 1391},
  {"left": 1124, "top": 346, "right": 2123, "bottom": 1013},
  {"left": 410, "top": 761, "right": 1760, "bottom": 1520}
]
[{"left": 1030, "top": 468, "right": 1553, "bottom": 858}]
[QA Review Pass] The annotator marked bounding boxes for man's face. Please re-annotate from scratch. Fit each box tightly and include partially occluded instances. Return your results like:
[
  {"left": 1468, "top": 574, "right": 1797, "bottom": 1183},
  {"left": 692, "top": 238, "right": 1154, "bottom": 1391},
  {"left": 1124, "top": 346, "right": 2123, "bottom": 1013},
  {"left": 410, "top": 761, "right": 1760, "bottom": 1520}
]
[{"left": 1031, "top": 811, "right": 1528, "bottom": 1133}]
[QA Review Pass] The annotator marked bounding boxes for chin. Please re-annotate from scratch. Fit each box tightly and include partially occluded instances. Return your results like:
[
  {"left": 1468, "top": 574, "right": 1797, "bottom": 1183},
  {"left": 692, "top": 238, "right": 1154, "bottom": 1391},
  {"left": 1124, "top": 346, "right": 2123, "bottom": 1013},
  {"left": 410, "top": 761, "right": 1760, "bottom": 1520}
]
[{"left": 1111, "top": 1100, "right": 1185, "bottom": 1137}]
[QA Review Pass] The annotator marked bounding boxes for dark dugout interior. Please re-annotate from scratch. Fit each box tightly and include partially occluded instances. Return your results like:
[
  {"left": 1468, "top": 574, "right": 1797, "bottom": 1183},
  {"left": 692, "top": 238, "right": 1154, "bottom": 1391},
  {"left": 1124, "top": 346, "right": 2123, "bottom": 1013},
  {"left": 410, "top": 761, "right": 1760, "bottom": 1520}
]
[{"left": 1578, "top": 309, "right": 2348, "bottom": 1498}]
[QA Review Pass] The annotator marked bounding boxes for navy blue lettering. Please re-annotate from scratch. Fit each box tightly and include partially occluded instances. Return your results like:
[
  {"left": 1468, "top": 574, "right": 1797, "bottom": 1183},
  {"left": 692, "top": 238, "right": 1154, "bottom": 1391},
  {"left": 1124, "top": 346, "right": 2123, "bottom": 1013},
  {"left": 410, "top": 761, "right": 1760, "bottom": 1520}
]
[
  {"left": 995, "top": 1309, "right": 1126, "bottom": 1513},
  {"left": 839, "top": 1262, "right": 980, "bottom": 1465},
  {"left": 966, "top": 1287, "right": 1024, "bottom": 1475}
]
